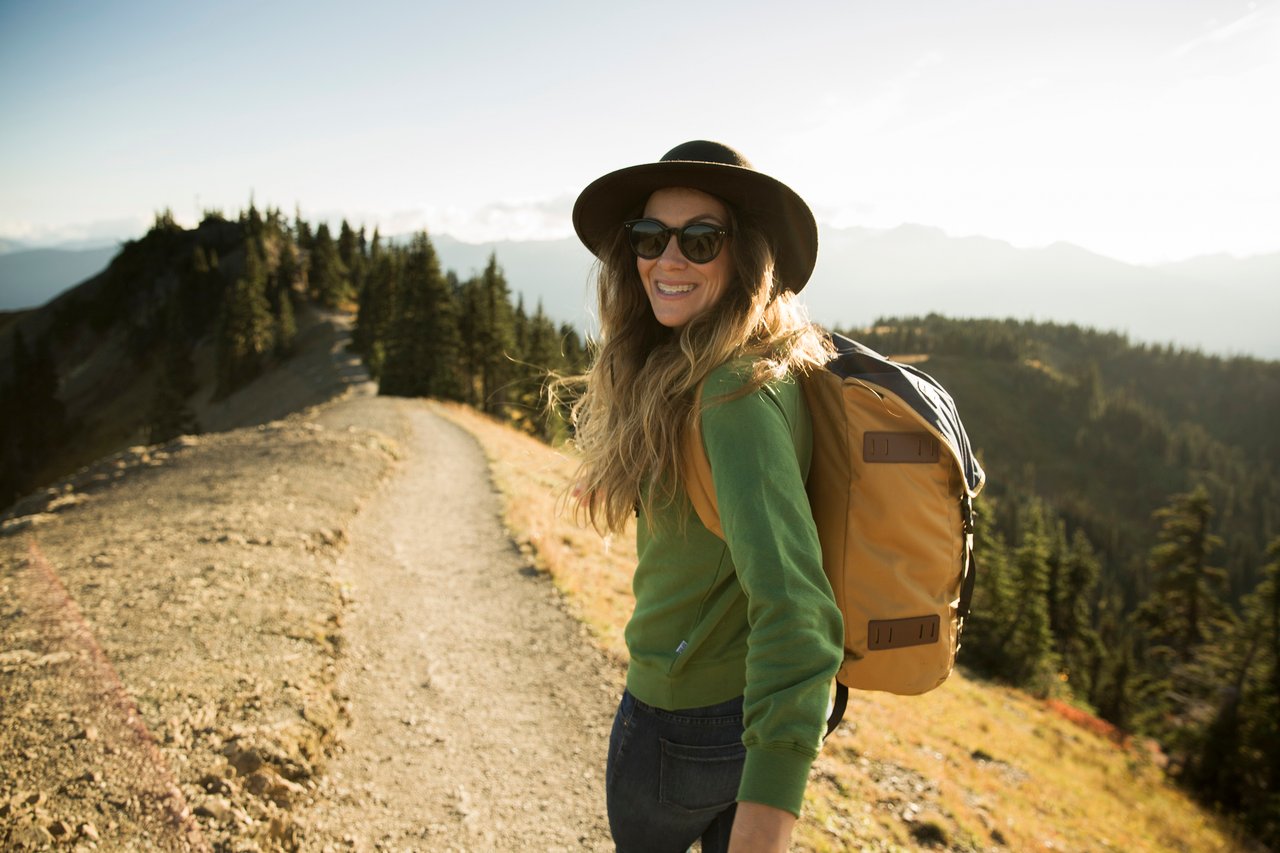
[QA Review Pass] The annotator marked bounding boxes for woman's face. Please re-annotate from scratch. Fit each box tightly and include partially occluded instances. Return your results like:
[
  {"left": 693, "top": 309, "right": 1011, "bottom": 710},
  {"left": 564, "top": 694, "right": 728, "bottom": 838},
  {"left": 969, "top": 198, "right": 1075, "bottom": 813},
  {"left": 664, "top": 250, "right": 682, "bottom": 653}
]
[{"left": 637, "top": 187, "right": 733, "bottom": 329}]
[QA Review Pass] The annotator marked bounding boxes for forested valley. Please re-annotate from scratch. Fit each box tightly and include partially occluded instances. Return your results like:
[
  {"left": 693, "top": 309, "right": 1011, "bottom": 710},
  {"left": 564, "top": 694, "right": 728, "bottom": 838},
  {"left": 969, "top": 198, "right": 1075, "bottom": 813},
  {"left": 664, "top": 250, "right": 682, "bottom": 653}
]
[{"left": 2, "top": 206, "right": 1277, "bottom": 846}]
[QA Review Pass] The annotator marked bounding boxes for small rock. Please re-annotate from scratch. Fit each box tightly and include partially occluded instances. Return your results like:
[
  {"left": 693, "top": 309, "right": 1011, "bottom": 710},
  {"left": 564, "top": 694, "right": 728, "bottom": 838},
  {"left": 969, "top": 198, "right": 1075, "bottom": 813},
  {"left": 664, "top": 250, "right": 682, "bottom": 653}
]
[
  {"left": 228, "top": 746, "right": 264, "bottom": 776},
  {"left": 10, "top": 822, "right": 54, "bottom": 848},
  {"left": 79, "top": 822, "right": 100, "bottom": 840},
  {"left": 194, "top": 796, "right": 233, "bottom": 821},
  {"left": 48, "top": 819, "right": 73, "bottom": 839},
  {"left": 199, "top": 773, "right": 232, "bottom": 795},
  {"left": 0, "top": 649, "right": 38, "bottom": 666},
  {"left": 268, "top": 814, "right": 294, "bottom": 842}
]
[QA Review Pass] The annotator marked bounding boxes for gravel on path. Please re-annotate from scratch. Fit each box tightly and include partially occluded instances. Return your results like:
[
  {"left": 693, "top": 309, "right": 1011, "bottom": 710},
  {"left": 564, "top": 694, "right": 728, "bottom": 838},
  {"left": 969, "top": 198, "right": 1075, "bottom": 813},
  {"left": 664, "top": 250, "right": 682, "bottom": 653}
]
[
  {"left": 304, "top": 395, "right": 616, "bottom": 851},
  {"left": 2, "top": 390, "right": 618, "bottom": 851}
]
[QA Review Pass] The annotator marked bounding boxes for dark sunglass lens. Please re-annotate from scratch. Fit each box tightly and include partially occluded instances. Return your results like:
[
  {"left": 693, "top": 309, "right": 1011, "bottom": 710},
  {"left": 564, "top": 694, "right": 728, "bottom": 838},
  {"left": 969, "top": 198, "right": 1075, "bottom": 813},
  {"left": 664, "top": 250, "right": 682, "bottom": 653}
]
[
  {"left": 680, "top": 225, "right": 722, "bottom": 263},
  {"left": 628, "top": 220, "right": 668, "bottom": 258}
]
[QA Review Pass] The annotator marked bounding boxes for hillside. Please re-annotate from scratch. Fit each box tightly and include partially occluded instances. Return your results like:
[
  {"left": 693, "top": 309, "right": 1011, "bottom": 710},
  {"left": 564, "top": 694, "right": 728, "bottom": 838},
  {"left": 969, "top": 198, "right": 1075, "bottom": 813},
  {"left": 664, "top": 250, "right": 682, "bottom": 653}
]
[
  {"left": 0, "top": 348, "right": 1256, "bottom": 851},
  {"left": 3, "top": 212, "right": 1275, "bottom": 847}
]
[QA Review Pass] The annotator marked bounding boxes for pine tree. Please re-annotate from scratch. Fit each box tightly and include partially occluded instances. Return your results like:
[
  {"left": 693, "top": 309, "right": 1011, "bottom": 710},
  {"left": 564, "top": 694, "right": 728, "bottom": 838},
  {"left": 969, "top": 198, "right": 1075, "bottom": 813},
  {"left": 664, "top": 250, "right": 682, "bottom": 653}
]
[
  {"left": 473, "top": 253, "right": 517, "bottom": 416},
  {"left": 215, "top": 240, "right": 275, "bottom": 397},
  {"left": 1092, "top": 614, "right": 1146, "bottom": 731},
  {"left": 558, "top": 322, "right": 587, "bottom": 373},
  {"left": 379, "top": 232, "right": 461, "bottom": 399},
  {"left": 0, "top": 329, "right": 68, "bottom": 505},
  {"left": 513, "top": 293, "right": 529, "bottom": 357},
  {"left": 147, "top": 335, "right": 200, "bottom": 445},
  {"left": 150, "top": 297, "right": 200, "bottom": 442},
  {"left": 182, "top": 244, "right": 222, "bottom": 337},
  {"left": 1135, "top": 486, "right": 1235, "bottom": 771},
  {"left": 1000, "top": 502, "right": 1059, "bottom": 691},
  {"left": 1054, "top": 528, "right": 1104, "bottom": 695},
  {"left": 517, "top": 300, "right": 569, "bottom": 440},
  {"left": 274, "top": 283, "right": 297, "bottom": 358},
  {"left": 337, "top": 219, "right": 365, "bottom": 303},
  {"left": 308, "top": 223, "right": 350, "bottom": 308},
  {"left": 455, "top": 272, "right": 483, "bottom": 405},
  {"left": 1186, "top": 538, "right": 1280, "bottom": 842},
  {"left": 354, "top": 233, "right": 397, "bottom": 380},
  {"left": 270, "top": 240, "right": 299, "bottom": 357},
  {"left": 294, "top": 209, "right": 312, "bottom": 251},
  {"left": 957, "top": 499, "right": 1015, "bottom": 676},
  {"left": 1139, "top": 486, "right": 1231, "bottom": 660}
]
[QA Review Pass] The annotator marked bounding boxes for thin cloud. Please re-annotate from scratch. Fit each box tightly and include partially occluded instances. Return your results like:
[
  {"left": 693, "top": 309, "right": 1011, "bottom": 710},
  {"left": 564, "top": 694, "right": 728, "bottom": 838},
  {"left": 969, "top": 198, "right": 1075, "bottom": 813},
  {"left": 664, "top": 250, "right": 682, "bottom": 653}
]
[
  {"left": 425, "top": 197, "right": 577, "bottom": 243},
  {"left": 1170, "top": 5, "right": 1268, "bottom": 58}
]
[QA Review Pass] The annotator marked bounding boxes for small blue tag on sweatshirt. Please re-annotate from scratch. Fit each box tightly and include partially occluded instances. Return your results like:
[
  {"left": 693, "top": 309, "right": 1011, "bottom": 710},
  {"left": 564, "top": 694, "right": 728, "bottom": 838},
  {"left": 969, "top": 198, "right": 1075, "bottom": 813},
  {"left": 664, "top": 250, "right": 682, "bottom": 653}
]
[{"left": 674, "top": 640, "right": 688, "bottom": 656}]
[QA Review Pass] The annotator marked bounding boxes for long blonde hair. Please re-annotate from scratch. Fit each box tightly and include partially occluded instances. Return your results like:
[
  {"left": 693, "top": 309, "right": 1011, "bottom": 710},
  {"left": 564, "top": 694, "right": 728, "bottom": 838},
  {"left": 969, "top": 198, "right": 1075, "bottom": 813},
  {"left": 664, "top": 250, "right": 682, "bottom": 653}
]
[{"left": 567, "top": 200, "right": 831, "bottom": 534}]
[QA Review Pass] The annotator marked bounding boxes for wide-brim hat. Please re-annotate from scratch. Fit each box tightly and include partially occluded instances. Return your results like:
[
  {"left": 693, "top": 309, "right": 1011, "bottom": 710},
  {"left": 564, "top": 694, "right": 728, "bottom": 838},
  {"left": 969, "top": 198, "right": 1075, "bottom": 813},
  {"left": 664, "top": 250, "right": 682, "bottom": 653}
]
[{"left": 572, "top": 140, "right": 818, "bottom": 293}]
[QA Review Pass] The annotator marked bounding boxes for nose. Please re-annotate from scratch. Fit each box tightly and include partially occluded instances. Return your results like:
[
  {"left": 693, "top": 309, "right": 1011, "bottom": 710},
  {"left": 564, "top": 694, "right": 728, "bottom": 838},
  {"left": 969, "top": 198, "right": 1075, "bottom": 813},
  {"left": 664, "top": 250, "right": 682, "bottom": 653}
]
[{"left": 656, "top": 232, "right": 687, "bottom": 266}]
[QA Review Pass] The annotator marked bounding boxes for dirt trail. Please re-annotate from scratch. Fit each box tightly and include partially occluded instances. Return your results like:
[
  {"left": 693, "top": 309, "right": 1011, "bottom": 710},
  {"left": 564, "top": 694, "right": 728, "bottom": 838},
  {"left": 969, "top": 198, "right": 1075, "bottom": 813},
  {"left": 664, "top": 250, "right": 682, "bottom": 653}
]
[
  {"left": 305, "top": 397, "right": 616, "bottom": 850},
  {"left": 2, "top": 305, "right": 618, "bottom": 851}
]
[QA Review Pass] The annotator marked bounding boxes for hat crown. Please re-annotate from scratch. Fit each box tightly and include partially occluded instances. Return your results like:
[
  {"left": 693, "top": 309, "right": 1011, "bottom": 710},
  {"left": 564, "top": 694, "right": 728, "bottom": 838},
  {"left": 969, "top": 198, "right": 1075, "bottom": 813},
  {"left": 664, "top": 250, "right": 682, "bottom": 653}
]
[{"left": 660, "top": 140, "right": 754, "bottom": 170}]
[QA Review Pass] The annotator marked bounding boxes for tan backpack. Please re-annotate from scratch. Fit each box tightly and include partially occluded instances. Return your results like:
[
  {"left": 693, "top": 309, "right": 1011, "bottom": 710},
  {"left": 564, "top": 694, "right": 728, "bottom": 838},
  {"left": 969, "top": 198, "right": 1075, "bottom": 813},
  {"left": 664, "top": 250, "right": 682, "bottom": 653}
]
[{"left": 682, "top": 333, "right": 986, "bottom": 732}]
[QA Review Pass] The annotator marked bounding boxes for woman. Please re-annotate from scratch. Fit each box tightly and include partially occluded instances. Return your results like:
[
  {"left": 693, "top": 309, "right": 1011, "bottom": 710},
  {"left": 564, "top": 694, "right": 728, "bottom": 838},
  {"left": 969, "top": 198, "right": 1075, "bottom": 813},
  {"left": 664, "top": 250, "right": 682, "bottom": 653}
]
[{"left": 569, "top": 141, "right": 844, "bottom": 852}]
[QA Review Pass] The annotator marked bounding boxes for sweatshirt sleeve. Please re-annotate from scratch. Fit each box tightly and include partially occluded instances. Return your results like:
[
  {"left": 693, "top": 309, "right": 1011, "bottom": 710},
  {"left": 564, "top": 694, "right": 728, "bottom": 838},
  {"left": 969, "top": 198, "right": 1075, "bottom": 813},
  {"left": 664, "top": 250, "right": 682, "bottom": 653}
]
[{"left": 699, "top": 365, "right": 844, "bottom": 816}]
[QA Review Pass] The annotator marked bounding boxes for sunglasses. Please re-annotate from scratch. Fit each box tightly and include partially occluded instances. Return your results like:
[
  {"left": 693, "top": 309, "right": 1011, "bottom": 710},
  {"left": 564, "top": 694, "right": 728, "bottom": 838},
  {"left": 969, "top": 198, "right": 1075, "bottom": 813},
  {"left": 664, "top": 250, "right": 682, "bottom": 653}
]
[{"left": 623, "top": 218, "right": 730, "bottom": 264}]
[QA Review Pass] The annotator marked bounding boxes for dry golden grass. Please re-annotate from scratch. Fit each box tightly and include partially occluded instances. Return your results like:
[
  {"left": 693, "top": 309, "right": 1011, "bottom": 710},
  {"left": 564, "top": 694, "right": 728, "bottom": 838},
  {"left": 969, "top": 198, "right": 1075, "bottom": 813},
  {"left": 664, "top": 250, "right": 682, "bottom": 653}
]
[{"left": 434, "top": 400, "right": 1254, "bottom": 853}]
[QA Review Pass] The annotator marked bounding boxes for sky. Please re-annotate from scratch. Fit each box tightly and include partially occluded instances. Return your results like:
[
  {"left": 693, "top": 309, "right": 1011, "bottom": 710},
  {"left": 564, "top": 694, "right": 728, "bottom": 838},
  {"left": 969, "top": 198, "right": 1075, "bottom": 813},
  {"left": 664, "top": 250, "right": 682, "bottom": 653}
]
[{"left": 1, "top": 0, "right": 1277, "bottom": 265}]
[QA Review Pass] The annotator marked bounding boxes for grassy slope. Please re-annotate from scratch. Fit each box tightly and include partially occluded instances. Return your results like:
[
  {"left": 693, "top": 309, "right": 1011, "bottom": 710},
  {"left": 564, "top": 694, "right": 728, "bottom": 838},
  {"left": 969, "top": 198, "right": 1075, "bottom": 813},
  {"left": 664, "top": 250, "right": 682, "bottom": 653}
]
[{"left": 435, "top": 401, "right": 1252, "bottom": 852}]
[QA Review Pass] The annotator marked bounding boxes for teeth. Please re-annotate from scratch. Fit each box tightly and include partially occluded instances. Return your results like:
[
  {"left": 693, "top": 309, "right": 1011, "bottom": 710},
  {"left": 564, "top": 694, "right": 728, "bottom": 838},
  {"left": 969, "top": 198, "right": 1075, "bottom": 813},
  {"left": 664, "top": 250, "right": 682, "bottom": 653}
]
[{"left": 657, "top": 281, "right": 694, "bottom": 294}]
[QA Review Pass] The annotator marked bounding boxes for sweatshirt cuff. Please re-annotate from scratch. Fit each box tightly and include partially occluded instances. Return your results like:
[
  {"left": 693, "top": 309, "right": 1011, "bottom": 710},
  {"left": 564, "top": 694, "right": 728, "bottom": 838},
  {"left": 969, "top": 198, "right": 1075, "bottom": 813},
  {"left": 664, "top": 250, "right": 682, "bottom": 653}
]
[{"left": 737, "top": 744, "right": 817, "bottom": 817}]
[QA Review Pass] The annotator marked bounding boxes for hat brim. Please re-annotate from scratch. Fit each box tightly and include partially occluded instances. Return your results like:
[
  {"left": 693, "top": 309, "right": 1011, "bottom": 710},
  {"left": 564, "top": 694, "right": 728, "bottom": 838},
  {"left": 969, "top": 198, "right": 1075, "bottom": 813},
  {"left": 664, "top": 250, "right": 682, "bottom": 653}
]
[{"left": 572, "top": 160, "right": 818, "bottom": 293}]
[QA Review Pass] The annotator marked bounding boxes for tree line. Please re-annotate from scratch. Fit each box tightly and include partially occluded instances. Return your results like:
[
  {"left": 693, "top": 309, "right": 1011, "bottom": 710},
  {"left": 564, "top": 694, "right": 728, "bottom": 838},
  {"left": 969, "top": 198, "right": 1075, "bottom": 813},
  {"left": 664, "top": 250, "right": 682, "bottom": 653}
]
[
  {"left": 189, "top": 206, "right": 589, "bottom": 439},
  {"left": 857, "top": 316, "right": 1280, "bottom": 845},
  {"left": 0, "top": 206, "right": 586, "bottom": 505}
]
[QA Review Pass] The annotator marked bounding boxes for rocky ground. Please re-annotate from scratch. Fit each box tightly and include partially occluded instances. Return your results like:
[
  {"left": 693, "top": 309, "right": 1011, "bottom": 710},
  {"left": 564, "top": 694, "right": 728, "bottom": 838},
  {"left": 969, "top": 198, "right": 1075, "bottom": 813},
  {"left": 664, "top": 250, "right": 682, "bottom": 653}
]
[{"left": 1, "top": 315, "right": 618, "bottom": 851}]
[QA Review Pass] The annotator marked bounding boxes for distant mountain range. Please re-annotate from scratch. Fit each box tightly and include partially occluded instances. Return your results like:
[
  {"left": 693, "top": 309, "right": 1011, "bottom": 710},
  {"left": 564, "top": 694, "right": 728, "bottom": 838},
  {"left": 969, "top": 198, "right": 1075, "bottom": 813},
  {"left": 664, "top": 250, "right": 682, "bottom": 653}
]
[
  {"left": 4, "top": 226, "right": 1276, "bottom": 360},
  {"left": 431, "top": 227, "right": 1280, "bottom": 361},
  {"left": 0, "top": 245, "right": 120, "bottom": 315}
]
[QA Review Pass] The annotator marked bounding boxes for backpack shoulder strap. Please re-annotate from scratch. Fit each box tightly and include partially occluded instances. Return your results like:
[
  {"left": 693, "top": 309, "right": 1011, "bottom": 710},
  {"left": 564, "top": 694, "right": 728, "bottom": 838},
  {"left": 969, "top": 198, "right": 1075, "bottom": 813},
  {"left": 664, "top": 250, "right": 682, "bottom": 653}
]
[{"left": 681, "top": 388, "right": 725, "bottom": 539}]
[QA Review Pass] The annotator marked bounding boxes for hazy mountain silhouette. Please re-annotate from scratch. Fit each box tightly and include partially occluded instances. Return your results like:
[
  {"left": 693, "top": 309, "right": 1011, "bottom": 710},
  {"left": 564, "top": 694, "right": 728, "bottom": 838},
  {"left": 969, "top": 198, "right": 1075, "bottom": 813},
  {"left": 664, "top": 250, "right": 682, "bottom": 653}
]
[
  {"left": 431, "top": 226, "right": 1279, "bottom": 361},
  {"left": 0, "top": 246, "right": 118, "bottom": 312},
  {"left": 6, "top": 226, "right": 1275, "bottom": 359}
]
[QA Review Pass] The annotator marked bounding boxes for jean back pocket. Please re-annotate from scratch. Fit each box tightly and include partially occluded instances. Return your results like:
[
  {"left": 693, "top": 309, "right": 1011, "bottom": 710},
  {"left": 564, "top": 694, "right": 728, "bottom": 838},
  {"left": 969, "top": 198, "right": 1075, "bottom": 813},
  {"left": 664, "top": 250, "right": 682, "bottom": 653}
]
[{"left": 658, "top": 738, "right": 746, "bottom": 814}]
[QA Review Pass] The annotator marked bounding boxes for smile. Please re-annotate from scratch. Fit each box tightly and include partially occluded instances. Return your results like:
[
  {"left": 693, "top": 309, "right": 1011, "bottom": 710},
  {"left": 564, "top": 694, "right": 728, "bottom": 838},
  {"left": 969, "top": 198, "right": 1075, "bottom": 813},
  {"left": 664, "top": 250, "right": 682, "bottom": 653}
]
[{"left": 655, "top": 281, "right": 695, "bottom": 295}]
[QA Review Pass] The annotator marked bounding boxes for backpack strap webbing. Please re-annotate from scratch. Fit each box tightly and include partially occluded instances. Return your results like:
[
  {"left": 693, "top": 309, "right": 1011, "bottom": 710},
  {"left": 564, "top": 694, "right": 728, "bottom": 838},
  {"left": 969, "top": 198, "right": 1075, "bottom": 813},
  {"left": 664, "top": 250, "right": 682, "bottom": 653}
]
[
  {"left": 826, "top": 683, "right": 849, "bottom": 740},
  {"left": 958, "top": 495, "right": 977, "bottom": 622},
  {"left": 680, "top": 396, "right": 723, "bottom": 537}
]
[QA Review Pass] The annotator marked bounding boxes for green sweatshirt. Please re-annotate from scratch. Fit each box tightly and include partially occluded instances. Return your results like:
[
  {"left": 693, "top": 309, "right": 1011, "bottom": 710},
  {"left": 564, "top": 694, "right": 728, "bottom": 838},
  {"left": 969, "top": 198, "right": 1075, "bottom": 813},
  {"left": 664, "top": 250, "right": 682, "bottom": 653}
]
[{"left": 625, "top": 362, "right": 844, "bottom": 817}]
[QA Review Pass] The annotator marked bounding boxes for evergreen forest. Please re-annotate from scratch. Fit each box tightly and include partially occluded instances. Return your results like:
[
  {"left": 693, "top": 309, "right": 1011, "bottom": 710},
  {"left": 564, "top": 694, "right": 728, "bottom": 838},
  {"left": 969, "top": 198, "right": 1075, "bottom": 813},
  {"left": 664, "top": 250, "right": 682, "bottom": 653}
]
[{"left": 1, "top": 209, "right": 1277, "bottom": 845}]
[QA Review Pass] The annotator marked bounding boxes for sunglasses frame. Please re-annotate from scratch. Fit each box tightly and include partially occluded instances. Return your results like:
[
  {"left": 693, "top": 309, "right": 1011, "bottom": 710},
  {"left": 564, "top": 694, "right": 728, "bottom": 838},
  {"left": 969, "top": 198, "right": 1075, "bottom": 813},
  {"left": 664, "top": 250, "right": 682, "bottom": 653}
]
[{"left": 623, "top": 218, "right": 731, "bottom": 264}]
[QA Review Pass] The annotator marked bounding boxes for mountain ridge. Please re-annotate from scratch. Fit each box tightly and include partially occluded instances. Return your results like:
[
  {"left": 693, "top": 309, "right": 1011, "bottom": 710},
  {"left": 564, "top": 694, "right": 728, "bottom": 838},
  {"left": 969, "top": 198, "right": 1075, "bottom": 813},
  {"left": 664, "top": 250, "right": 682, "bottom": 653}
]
[{"left": 5, "top": 225, "right": 1275, "bottom": 360}]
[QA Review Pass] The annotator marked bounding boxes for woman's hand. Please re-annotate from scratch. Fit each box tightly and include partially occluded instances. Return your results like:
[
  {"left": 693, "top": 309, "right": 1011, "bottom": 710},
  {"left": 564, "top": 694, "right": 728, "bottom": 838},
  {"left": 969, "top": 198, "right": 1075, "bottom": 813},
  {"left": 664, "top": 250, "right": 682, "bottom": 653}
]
[{"left": 728, "top": 801, "right": 797, "bottom": 852}]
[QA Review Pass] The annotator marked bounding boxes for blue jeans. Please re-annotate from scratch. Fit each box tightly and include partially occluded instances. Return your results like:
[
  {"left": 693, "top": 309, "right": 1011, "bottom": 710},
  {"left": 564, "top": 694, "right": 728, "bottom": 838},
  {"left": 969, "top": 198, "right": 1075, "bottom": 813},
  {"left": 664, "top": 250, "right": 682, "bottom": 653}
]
[{"left": 606, "top": 689, "right": 746, "bottom": 853}]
